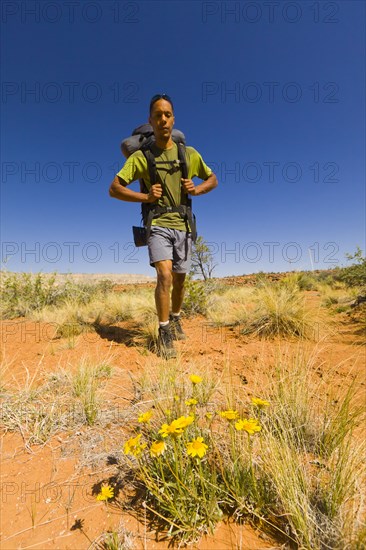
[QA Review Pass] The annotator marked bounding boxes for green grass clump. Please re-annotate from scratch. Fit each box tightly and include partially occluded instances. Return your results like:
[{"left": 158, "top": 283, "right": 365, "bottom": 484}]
[
  {"left": 241, "top": 281, "right": 314, "bottom": 339},
  {"left": 70, "top": 359, "right": 113, "bottom": 426},
  {"left": 102, "top": 530, "right": 133, "bottom": 550},
  {"left": 281, "top": 271, "right": 317, "bottom": 291},
  {"left": 206, "top": 286, "right": 254, "bottom": 326}
]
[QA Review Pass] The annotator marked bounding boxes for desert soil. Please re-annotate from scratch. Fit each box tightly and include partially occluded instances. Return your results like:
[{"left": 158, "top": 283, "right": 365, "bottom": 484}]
[{"left": 1, "top": 282, "right": 365, "bottom": 550}]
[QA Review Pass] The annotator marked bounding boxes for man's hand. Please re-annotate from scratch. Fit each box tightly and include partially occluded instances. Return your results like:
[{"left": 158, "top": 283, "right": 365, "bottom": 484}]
[
  {"left": 181, "top": 173, "right": 218, "bottom": 197},
  {"left": 146, "top": 183, "right": 163, "bottom": 202},
  {"left": 181, "top": 178, "right": 197, "bottom": 196}
]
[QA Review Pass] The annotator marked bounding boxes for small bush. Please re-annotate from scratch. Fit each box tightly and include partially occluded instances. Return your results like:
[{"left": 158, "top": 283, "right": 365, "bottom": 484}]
[
  {"left": 0, "top": 272, "right": 116, "bottom": 319},
  {"left": 182, "top": 276, "right": 215, "bottom": 317},
  {"left": 0, "top": 272, "right": 59, "bottom": 318},
  {"left": 338, "top": 248, "right": 366, "bottom": 289}
]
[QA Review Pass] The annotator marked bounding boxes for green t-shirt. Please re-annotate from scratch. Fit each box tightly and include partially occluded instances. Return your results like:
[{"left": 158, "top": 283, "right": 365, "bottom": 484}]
[{"left": 116, "top": 143, "right": 212, "bottom": 231}]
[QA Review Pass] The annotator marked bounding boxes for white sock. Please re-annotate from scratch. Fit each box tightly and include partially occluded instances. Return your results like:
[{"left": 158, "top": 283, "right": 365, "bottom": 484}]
[
  {"left": 171, "top": 312, "right": 181, "bottom": 318},
  {"left": 159, "top": 320, "right": 169, "bottom": 327}
]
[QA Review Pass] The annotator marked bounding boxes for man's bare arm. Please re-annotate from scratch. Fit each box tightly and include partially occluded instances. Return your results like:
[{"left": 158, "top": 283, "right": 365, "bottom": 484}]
[
  {"left": 181, "top": 172, "right": 218, "bottom": 196},
  {"left": 109, "top": 176, "right": 163, "bottom": 203}
]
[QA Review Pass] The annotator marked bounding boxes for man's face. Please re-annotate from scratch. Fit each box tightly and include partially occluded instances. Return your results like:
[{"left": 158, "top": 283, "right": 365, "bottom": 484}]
[{"left": 149, "top": 99, "right": 175, "bottom": 142}]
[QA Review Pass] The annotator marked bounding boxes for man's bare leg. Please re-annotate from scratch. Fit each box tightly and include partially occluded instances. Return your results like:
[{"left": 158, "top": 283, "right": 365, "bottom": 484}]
[
  {"left": 170, "top": 272, "right": 187, "bottom": 340},
  {"left": 171, "top": 272, "right": 186, "bottom": 314},
  {"left": 154, "top": 260, "right": 173, "bottom": 322},
  {"left": 154, "top": 260, "right": 177, "bottom": 358}
]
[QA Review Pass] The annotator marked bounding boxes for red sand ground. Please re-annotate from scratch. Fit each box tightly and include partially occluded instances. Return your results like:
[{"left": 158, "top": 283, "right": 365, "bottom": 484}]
[{"left": 1, "top": 286, "right": 365, "bottom": 550}]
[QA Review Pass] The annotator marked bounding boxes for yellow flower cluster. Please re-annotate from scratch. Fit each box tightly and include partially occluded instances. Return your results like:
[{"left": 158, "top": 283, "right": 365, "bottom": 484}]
[
  {"left": 159, "top": 415, "right": 194, "bottom": 438},
  {"left": 138, "top": 410, "right": 153, "bottom": 423},
  {"left": 235, "top": 418, "right": 261, "bottom": 435},
  {"left": 123, "top": 433, "right": 147, "bottom": 456},
  {"left": 96, "top": 484, "right": 114, "bottom": 501},
  {"left": 219, "top": 409, "right": 239, "bottom": 421},
  {"left": 185, "top": 398, "right": 198, "bottom": 406}
]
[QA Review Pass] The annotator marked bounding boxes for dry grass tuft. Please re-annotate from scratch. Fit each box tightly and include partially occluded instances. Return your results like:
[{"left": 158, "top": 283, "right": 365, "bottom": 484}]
[
  {"left": 241, "top": 282, "right": 316, "bottom": 339},
  {"left": 1, "top": 355, "right": 115, "bottom": 445}
]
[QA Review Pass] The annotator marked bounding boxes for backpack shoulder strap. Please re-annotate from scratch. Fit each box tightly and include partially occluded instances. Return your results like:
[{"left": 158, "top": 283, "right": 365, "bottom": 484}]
[
  {"left": 176, "top": 141, "right": 188, "bottom": 180},
  {"left": 142, "top": 148, "right": 157, "bottom": 185},
  {"left": 174, "top": 140, "right": 192, "bottom": 209}
]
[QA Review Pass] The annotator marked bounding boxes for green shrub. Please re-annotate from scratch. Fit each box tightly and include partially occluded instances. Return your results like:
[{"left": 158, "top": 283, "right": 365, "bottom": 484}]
[
  {"left": 0, "top": 272, "right": 59, "bottom": 318},
  {"left": 338, "top": 248, "right": 366, "bottom": 289},
  {"left": 0, "top": 272, "right": 115, "bottom": 319},
  {"left": 182, "top": 276, "right": 215, "bottom": 317}
]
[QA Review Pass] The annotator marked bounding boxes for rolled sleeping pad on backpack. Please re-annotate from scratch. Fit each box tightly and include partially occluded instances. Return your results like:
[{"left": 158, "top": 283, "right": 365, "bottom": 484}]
[
  {"left": 121, "top": 126, "right": 186, "bottom": 158},
  {"left": 132, "top": 123, "right": 154, "bottom": 136},
  {"left": 121, "top": 135, "right": 147, "bottom": 158}
]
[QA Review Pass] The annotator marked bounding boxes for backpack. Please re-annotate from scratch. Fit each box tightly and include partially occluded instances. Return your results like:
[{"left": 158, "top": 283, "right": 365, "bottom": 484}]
[{"left": 121, "top": 124, "right": 197, "bottom": 245}]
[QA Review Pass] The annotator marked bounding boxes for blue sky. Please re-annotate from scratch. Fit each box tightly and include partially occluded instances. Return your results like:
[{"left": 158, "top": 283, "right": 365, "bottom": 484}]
[{"left": 1, "top": 0, "right": 365, "bottom": 277}]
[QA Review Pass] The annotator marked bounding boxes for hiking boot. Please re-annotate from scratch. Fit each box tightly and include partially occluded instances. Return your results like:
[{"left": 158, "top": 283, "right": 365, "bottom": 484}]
[
  {"left": 157, "top": 324, "right": 177, "bottom": 359},
  {"left": 169, "top": 314, "right": 186, "bottom": 341}
]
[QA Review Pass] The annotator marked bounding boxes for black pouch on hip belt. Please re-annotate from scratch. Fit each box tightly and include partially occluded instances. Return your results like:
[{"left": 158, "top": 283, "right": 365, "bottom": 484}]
[{"left": 132, "top": 226, "right": 148, "bottom": 247}]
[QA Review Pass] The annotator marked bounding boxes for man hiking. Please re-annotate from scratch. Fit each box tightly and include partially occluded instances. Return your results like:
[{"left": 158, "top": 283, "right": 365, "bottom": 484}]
[{"left": 109, "top": 94, "right": 218, "bottom": 359}]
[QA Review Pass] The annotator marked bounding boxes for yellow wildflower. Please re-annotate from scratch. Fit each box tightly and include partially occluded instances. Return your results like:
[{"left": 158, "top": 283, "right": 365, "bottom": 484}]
[
  {"left": 123, "top": 434, "right": 147, "bottom": 456},
  {"left": 96, "top": 484, "right": 114, "bottom": 501},
  {"left": 185, "top": 398, "right": 198, "bottom": 406},
  {"left": 186, "top": 437, "right": 208, "bottom": 458},
  {"left": 150, "top": 440, "right": 166, "bottom": 457},
  {"left": 219, "top": 409, "right": 239, "bottom": 421},
  {"left": 189, "top": 374, "right": 203, "bottom": 384},
  {"left": 159, "top": 419, "right": 183, "bottom": 438},
  {"left": 176, "top": 415, "right": 194, "bottom": 428},
  {"left": 251, "top": 397, "right": 270, "bottom": 408},
  {"left": 158, "top": 416, "right": 194, "bottom": 438},
  {"left": 174, "top": 395, "right": 180, "bottom": 402},
  {"left": 205, "top": 412, "right": 213, "bottom": 420},
  {"left": 235, "top": 418, "right": 261, "bottom": 435},
  {"left": 159, "top": 423, "right": 177, "bottom": 438},
  {"left": 138, "top": 410, "right": 153, "bottom": 423}
]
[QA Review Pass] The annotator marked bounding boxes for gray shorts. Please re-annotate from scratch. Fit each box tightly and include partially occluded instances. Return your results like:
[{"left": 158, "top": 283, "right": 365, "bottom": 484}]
[{"left": 148, "top": 226, "right": 192, "bottom": 273}]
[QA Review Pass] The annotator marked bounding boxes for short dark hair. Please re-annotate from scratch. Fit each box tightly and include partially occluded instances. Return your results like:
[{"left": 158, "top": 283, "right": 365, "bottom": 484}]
[{"left": 149, "top": 94, "right": 174, "bottom": 114}]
